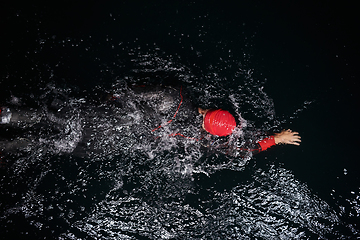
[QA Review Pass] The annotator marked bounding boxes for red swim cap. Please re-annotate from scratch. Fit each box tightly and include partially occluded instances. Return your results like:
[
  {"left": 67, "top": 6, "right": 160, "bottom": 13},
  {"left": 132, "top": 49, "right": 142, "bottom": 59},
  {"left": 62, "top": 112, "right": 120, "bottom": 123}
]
[{"left": 203, "top": 109, "right": 236, "bottom": 136}]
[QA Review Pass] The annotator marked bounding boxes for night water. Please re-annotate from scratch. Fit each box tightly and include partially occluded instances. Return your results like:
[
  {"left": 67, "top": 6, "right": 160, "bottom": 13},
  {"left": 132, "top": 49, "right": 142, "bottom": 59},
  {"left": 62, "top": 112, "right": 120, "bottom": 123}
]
[{"left": 1, "top": 2, "right": 359, "bottom": 239}]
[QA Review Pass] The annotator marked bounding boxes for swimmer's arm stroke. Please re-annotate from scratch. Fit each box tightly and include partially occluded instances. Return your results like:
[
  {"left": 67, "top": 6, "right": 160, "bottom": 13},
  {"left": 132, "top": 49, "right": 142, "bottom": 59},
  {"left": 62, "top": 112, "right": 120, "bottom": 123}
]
[
  {"left": 239, "top": 129, "right": 301, "bottom": 153},
  {"left": 274, "top": 129, "right": 301, "bottom": 146}
]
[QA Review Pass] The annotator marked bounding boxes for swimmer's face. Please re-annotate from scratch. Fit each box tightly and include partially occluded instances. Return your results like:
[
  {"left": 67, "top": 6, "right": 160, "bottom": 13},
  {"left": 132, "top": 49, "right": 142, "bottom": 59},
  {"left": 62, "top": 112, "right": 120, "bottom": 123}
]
[{"left": 198, "top": 108, "right": 209, "bottom": 131}]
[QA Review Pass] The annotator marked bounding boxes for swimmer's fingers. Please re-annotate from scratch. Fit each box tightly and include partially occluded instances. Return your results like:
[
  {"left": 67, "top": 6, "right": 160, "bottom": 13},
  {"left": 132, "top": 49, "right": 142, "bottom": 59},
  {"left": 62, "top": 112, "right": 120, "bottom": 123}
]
[
  {"left": 289, "top": 138, "right": 301, "bottom": 145},
  {"left": 287, "top": 132, "right": 301, "bottom": 145}
]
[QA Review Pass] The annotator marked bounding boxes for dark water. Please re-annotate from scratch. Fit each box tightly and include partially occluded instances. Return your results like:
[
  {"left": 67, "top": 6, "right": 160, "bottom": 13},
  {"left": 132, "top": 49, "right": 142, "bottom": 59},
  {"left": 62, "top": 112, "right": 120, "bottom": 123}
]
[{"left": 1, "top": 1, "right": 359, "bottom": 239}]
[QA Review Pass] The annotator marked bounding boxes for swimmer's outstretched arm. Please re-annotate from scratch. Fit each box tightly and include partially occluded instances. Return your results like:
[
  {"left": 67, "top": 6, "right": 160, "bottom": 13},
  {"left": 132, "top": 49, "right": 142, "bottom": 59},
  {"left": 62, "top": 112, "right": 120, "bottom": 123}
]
[
  {"left": 257, "top": 129, "right": 301, "bottom": 152},
  {"left": 274, "top": 129, "right": 301, "bottom": 146}
]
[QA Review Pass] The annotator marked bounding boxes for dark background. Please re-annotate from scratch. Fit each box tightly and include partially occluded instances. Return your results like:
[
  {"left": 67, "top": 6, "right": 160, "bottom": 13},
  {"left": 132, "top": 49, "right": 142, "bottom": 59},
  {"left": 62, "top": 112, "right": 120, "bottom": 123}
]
[{"left": 1, "top": 0, "right": 360, "bottom": 237}]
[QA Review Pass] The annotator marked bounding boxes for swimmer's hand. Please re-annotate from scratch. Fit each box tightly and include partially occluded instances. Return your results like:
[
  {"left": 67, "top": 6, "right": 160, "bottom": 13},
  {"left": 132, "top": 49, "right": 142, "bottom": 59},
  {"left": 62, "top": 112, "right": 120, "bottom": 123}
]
[{"left": 274, "top": 129, "right": 301, "bottom": 146}]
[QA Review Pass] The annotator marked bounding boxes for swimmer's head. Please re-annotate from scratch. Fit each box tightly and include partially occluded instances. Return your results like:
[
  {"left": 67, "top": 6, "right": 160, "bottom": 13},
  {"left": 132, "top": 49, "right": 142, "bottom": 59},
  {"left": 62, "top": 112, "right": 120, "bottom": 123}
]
[{"left": 198, "top": 108, "right": 236, "bottom": 136}]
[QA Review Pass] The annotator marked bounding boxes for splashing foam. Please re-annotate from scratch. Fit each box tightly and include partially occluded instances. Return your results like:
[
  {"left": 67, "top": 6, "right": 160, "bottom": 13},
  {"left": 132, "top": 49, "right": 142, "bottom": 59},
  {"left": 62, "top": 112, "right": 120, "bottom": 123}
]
[{"left": 1, "top": 44, "right": 350, "bottom": 239}]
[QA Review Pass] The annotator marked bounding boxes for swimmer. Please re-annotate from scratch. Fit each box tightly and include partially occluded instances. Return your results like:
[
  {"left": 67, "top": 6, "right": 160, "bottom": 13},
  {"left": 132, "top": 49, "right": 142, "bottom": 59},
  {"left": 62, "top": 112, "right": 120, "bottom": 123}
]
[{"left": 0, "top": 86, "right": 301, "bottom": 157}]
